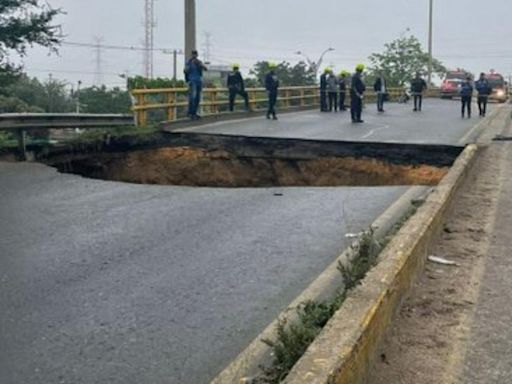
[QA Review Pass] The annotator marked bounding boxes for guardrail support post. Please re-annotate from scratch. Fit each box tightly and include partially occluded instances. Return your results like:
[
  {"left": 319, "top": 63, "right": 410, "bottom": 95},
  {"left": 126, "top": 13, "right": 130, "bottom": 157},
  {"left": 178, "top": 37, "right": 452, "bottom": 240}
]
[
  {"left": 166, "top": 92, "right": 175, "bottom": 121},
  {"left": 211, "top": 90, "right": 218, "bottom": 114},
  {"left": 135, "top": 94, "right": 147, "bottom": 126},
  {"left": 300, "top": 89, "right": 305, "bottom": 107},
  {"left": 17, "top": 129, "right": 27, "bottom": 161}
]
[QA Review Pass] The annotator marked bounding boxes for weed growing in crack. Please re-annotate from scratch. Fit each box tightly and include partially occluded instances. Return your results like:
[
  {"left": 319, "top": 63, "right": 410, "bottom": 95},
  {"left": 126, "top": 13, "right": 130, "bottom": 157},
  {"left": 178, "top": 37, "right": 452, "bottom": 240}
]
[
  {"left": 257, "top": 294, "right": 346, "bottom": 383},
  {"left": 338, "top": 227, "right": 382, "bottom": 290}
]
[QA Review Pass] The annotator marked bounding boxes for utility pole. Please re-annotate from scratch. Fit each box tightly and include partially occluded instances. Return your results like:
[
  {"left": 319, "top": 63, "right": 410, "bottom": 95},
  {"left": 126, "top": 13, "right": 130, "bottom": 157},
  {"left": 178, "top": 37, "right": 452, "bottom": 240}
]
[
  {"left": 144, "top": 0, "right": 156, "bottom": 78},
  {"left": 163, "top": 49, "right": 183, "bottom": 80},
  {"left": 184, "top": 0, "right": 196, "bottom": 61},
  {"left": 427, "top": 0, "right": 433, "bottom": 86},
  {"left": 93, "top": 36, "right": 104, "bottom": 86},
  {"left": 76, "top": 80, "right": 82, "bottom": 113}
]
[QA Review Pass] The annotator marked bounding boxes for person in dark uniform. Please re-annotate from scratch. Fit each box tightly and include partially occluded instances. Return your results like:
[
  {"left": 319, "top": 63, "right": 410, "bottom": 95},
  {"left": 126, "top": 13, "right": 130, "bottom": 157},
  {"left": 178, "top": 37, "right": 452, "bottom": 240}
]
[
  {"left": 338, "top": 71, "right": 348, "bottom": 111},
  {"left": 320, "top": 68, "right": 329, "bottom": 112},
  {"left": 373, "top": 72, "right": 387, "bottom": 112},
  {"left": 227, "top": 64, "right": 249, "bottom": 111},
  {"left": 410, "top": 72, "right": 427, "bottom": 111},
  {"left": 475, "top": 72, "right": 492, "bottom": 117},
  {"left": 459, "top": 76, "right": 473, "bottom": 118},
  {"left": 350, "top": 64, "right": 366, "bottom": 123},
  {"left": 265, "top": 63, "right": 279, "bottom": 120}
]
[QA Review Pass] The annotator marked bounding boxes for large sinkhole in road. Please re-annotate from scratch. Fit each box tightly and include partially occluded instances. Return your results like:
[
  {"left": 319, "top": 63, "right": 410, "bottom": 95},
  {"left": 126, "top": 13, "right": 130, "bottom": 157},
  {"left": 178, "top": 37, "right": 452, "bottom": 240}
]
[{"left": 50, "top": 133, "right": 464, "bottom": 187}]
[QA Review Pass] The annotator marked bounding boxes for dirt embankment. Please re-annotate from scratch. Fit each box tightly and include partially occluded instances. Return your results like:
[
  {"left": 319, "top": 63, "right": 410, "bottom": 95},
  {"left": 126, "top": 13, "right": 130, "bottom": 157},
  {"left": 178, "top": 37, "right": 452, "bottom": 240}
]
[{"left": 58, "top": 146, "right": 449, "bottom": 187}]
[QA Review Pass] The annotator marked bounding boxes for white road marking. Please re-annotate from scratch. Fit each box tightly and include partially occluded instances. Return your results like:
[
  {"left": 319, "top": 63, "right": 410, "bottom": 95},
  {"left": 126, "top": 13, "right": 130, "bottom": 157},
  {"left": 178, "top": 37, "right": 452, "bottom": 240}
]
[{"left": 360, "top": 125, "right": 390, "bottom": 139}]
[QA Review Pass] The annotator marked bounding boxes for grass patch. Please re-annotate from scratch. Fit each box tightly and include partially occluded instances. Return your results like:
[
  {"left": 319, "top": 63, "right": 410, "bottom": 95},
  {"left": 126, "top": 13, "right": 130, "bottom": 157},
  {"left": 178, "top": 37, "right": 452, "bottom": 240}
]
[{"left": 255, "top": 199, "right": 426, "bottom": 383}]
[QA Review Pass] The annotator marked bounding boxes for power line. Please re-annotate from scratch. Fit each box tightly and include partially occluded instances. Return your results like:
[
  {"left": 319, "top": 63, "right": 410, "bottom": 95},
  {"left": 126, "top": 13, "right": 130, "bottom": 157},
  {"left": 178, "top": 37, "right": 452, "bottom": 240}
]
[{"left": 61, "top": 41, "right": 180, "bottom": 52}]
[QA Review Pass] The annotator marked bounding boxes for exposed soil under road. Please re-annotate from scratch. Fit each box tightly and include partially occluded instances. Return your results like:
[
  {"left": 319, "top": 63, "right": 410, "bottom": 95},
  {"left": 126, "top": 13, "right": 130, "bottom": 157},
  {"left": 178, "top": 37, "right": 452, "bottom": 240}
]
[
  {"left": 366, "top": 145, "right": 502, "bottom": 384},
  {"left": 52, "top": 146, "right": 449, "bottom": 187}
]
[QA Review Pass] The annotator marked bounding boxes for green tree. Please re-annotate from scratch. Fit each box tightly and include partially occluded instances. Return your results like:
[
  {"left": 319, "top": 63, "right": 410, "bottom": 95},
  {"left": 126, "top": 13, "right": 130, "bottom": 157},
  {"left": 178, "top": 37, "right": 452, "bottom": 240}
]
[
  {"left": 367, "top": 33, "right": 446, "bottom": 87},
  {"left": 77, "top": 86, "right": 132, "bottom": 114},
  {"left": 0, "top": 73, "right": 72, "bottom": 112},
  {"left": 0, "top": 0, "right": 62, "bottom": 85},
  {"left": 249, "top": 61, "right": 316, "bottom": 86}
]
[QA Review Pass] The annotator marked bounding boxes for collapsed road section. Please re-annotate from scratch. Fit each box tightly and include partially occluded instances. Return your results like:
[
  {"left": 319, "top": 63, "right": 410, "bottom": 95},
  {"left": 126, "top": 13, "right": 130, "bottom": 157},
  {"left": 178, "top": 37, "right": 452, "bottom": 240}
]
[{"left": 44, "top": 132, "right": 463, "bottom": 187}]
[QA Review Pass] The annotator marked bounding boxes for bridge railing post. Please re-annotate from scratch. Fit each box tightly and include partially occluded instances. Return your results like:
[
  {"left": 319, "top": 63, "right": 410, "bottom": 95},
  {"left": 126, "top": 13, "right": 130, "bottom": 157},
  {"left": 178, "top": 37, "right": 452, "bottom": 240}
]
[
  {"left": 166, "top": 91, "right": 175, "bottom": 121},
  {"left": 17, "top": 129, "right": 27, "bottom": 161},
  {"left": 135, "top": 93, "right": 147, "bottom": 126}
]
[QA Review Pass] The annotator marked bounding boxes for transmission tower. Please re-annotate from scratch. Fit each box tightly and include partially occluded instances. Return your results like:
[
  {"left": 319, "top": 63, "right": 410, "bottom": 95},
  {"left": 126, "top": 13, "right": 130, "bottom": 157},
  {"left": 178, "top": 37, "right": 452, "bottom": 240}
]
[
  {"left": 93, "top": 36, "right": 104, "bottom": 86},
  {"left": 144, "top": 0, "right": 156, "bottom": 78},
  {"left": 203, "top": 31, "right": 212, "bottom": 63}
]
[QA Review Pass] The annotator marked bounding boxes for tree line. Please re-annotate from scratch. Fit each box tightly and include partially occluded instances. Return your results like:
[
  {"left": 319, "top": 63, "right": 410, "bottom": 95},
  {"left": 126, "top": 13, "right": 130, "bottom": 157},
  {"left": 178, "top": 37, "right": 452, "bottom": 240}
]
[{"left": 0, "top": 1, "right": 447, "bottom": 114}]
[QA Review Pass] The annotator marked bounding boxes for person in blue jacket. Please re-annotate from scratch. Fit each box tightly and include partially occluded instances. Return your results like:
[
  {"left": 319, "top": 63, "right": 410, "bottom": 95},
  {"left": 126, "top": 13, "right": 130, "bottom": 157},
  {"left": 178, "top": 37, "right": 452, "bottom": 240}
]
[
  {"left": 350, "top": 64, "right": 366, "bottom": 123},
  {"left": 459, "top": 75, "right": 474, "bottom": 118},
  {"left": 265, "top": 63, "right": 280, "bottom": 120},
  {"left": 475, "top": 73, "right": 492, "bottom": 117},
  {"left": 184, "top": 50, "right": 208, "bottom": 119}
]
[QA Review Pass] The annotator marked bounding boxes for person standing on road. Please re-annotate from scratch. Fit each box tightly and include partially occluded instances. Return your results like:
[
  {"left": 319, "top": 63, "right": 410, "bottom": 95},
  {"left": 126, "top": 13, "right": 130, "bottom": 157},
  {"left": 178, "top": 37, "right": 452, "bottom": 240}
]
[
  {"left": 475, "top": 72, "right": 492, "bottom": 117},
  {"left": 338, "top": 71, "right": 348, "bottom": 111},
  {"left": 327, "top": 69, "right": 338, "bottom": 112},
  {"left": 350, "top": 64, "right": 366, "bottom": 123},
  {"left": 373, "top": 72, "right": 387, "bottom": 112},
  {"left": 227, "top": 64, "right": 250, "bottom": 112},
  {"left": 184, "top": 50, "right": 208, "bottom": 120},
  {"left": 410, "top": 72, "right": 427, "bottom": 112},
  {"left": 460, "top": 76, "right": 474, "bottom": 119},
  {"left": 265, "top": 63, "right": 280, "bottom": 120},
  {"left": 320, "top": 68, "right": 329, "bottom": 112}
]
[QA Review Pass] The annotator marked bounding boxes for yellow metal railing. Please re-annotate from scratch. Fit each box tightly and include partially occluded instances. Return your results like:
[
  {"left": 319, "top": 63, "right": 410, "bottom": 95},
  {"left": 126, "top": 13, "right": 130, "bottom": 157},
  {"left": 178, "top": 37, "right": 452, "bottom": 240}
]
[{"left": 130, "top": 86, "right": 439, "bottom": 126}]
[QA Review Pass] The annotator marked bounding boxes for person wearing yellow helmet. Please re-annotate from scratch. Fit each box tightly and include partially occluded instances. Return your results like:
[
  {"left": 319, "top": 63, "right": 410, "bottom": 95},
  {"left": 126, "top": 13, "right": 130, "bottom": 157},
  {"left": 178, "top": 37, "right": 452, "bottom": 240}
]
[
  {"left": 320, "top": 68, "right": 329, "bottom": 112},
  {"left": 350, "top": 64, "right": 366, "bottom": 123},
  {"left": 338, "top": 71, "right": 349, "bottom": 111},
  {"left": 265, "top": 62, "right": 280, "bottom": 120},
  {"left": 227, "top": 63, "right": 249, "bottom": 112}
]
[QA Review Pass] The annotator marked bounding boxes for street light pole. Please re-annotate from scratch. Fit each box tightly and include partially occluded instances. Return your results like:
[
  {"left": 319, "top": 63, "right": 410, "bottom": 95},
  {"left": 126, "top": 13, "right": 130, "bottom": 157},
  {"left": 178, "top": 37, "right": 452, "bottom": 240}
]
[
  {"left": 295, "top": 47, "right": 334, "bottom": 78},
  {"left": 427, "top": 0, "right": 433, "bottom": 86}
]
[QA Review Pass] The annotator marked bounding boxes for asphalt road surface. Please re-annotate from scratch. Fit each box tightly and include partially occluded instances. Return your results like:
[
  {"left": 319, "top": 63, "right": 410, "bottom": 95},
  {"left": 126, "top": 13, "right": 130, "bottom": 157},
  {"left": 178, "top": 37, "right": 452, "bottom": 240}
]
[
  {"left": 0, "top": 162, "right": 407, "bottom": 384},
  {"left": 0, "top": 100, "right": 482, "bottom": 384},
  {"left": 177, "top": 99, "right": 480, "bottom": 145}
]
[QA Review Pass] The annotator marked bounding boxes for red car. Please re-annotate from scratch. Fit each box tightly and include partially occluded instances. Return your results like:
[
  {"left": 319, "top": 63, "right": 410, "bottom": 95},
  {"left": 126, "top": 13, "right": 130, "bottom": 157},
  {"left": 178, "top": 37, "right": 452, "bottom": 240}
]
[{"left": 440, "top": 70, "right": 473, "bottom": 99}]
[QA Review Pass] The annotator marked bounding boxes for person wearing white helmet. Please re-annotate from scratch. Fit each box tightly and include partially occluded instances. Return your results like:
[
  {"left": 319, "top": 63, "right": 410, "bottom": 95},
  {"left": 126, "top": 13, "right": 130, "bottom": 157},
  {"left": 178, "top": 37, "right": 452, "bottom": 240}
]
[
  {"left": 227, "top": 63, "right": 249, "bottom": 111},
  {"left": 350, "top": 64, "right": 366, "bottom": 123}
]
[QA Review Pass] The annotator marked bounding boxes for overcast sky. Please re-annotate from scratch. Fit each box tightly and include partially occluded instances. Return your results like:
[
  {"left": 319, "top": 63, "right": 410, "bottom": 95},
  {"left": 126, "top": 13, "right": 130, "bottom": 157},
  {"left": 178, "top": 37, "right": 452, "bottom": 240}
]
[{"left": 17, "top": 0, "right": 512, "bottom": 87}]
